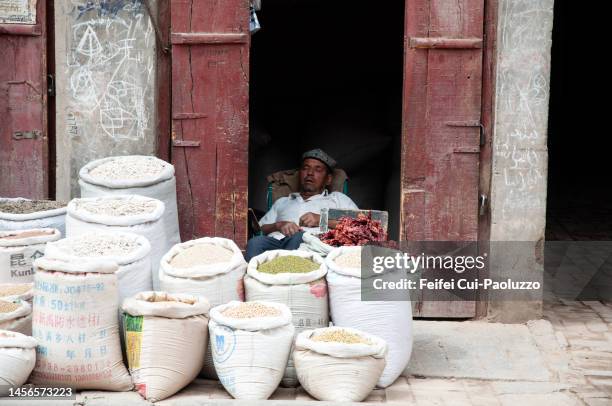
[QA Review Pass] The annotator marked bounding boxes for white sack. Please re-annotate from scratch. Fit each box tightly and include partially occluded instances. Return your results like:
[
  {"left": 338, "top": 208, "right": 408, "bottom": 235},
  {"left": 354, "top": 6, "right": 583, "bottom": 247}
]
[
  {"left": 0, "top": 330, "right": 37, "bottom": 396},
  {"left": 0, "top": 300, "right": 31, "bottom": 335},
  {"left": 0, "top": 198, "right": 66, "bottom": 236},
  {"left": 0, "top": 229, "right": 61, "bottom": 284},
  {"left": 159, "top": 237, "right": 247, "bottom": 378},
  {"left": 298, "top": 232, "right": 334, "bottom": 257},
  {"left": 326, "top": 246, "right": 413, "bottom": 388},
  {"left": 44, "top": 232, "right": 152, "bottom": 304},
  {"left": 294, "top": 327, "right": 387, "bottom": 402},
  {"left": 209, "top": 301, "right": 294, "bottom": 400},
  {"left": 30, "top": 257, "right": 132, "bottom": 391},
  {"left": 79, "top": 155, "right": 180, "bottom": 248},
  {"left": 65, "top": 195, "right": 167, "bottom": 290},
  {"left": 122, "top": 291, "right": 210, "bottom": 402},
  {"left": 245, "top": 249, "right": 329, "bottom": 386}
]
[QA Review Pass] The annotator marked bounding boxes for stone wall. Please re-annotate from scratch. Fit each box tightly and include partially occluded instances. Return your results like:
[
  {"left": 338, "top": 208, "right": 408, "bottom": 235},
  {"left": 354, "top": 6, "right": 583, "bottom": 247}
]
[
  {"left": 488, "top": 0, "right": 555, "bottom": 322},
  {"left": 55, "top": 0, "right": 158, "bottom": 199}
]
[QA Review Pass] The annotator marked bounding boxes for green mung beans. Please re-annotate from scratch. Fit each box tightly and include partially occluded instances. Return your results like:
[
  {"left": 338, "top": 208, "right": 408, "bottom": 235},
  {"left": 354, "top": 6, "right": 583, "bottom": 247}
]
[{"left": 258, "top": 255, "right": 319, "bottom": 274}]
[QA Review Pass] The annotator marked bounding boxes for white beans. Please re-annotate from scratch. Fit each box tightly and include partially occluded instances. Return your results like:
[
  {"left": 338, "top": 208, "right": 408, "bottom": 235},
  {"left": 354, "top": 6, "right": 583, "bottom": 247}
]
[
  {"left": 54, "top": 234, "right": 141, "bottom": 257},
  {"left": 75, "top": 197, "right": 157, "bottom": 216},
  {"left": 334, "top": 251, "right": 361, "bottom": 268},
  {"left": 88, "top": 156, "right": 167, "bottom": 181}
]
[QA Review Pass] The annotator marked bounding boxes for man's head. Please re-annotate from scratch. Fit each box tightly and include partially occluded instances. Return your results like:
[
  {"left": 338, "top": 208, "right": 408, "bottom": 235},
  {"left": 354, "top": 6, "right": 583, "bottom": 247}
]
[{"left": 300, "top": 149, "right": 336, "bottom": 195}]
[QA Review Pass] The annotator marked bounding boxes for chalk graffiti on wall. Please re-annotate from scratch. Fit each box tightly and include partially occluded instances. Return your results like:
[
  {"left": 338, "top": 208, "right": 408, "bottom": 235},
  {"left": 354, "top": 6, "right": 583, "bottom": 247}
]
[
  {"left": 0, "top": 0, "right": 36, "bottom": 24},
  {"left": 66, "top": 0, "right": 154, "bottom": 140},
  {"left": 493, "top": 0, "right": 553, "bottom": 227}
]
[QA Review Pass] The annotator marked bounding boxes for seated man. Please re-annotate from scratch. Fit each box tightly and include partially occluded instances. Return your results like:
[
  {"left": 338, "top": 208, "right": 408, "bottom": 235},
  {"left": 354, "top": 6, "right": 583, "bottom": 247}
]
[{"left": 246, "top": 149, "right": 358, "bottom": 260}]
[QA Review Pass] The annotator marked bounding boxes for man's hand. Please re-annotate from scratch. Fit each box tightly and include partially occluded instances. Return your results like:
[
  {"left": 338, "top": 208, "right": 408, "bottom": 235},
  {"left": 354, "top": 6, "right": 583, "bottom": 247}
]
[
  {"left": 277, "top": 221, "right": 301, "bottom": 237},
  {"left": 299, "top": 212, "right": 321, "bottom": 228}
]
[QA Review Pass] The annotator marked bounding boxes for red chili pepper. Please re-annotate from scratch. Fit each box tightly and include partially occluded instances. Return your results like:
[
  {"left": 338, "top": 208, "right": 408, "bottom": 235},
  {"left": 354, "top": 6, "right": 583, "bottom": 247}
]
[{"left": 319, "top": 212, "right": 387, "bottom": 247}]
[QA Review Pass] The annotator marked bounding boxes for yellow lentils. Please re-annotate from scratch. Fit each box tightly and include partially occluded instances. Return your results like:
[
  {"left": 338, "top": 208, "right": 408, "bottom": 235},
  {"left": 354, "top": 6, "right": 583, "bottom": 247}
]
[
  {"left": 312, "top": 329, "right": 373, "bottom": 345},
  {"left": 222, "top": 302, "right": 281, "bottom": 318}
]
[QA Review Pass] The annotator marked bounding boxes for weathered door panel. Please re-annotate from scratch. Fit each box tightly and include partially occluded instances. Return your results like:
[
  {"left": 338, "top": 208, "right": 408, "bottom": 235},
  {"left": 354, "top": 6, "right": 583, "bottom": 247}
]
[
  {"left": 0, "top": 0, "right": 48, "bottom": 198},
  {"left": 171, "top": 0, "right": 249, "bottom": 245},
  {"left": 402, "top": 0, "right": 484, "bottom": 317}
]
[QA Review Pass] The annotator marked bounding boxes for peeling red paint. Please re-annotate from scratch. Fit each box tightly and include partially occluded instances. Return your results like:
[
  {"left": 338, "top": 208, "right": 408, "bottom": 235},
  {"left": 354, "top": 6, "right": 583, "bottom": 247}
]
[
  {"left": 0, "top": 1, "right": 48, "bottom": 199},
  {"left": 171, "top": 0, "right": 249, "bottom": 247}
]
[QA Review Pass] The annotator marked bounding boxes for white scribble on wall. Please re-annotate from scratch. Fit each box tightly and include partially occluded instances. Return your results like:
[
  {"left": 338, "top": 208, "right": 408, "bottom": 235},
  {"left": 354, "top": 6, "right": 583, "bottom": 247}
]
[
  {"left": 66, "top": 0, "right": 154, "bottom": 140},
  {"left": 493, "top": 0, "right": 553, "bottom": 230}
]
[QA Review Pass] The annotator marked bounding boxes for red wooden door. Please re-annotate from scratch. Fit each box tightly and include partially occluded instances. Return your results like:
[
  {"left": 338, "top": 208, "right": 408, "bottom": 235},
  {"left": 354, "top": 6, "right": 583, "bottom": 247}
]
[
  {"left": 401, "top": 0, "right": 485, "bottom": 316},
  {"left": 170, "top": 0, "right": 250, "bottom": 246},
  {"left": 0, "top": 1, "right": 49, "bottom": 199}
]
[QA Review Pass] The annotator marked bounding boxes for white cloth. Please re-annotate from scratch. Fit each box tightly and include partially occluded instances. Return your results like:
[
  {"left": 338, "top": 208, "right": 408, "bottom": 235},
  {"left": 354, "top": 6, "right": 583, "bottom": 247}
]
[{"left": 259, "top": 190, "right": 358, "bottom": 240}]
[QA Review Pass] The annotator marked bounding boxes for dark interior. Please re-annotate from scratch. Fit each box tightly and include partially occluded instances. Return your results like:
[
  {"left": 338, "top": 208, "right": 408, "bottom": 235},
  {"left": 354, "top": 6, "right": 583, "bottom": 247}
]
[
  {"left": 248, "top": 0, "right": 405, "bottom": 239},
  {"left": 545, "top": 0, "right": 610, "bottom": 241}
]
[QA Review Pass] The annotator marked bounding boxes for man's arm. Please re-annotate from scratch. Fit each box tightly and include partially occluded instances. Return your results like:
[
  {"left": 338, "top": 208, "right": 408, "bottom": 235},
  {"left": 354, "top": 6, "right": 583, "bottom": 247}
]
[
  {"left": 261, "top": 221, "right": 301, "bottom": 237},
  {"left": 259, "top": 199, "right": 301, "bottom": 237}
]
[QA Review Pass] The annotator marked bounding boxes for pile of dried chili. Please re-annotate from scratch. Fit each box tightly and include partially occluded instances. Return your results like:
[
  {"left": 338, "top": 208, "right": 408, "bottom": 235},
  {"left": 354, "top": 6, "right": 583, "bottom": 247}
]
[{"left": 319, "top": 213, "right": 387, "bottom": 246}]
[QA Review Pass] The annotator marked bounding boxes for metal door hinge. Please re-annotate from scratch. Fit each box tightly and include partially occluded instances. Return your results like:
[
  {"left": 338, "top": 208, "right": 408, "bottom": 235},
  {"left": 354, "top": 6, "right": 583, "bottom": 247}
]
[
  {"left": 445, "top": 120, "right": 485, "bottom": 147},
  {"left": 13, "top": 130, "right": 41, "bottom": 140},
  {"left": 47, "top": 74, "right": 55, "bottom": 97},
  {"left": 479, "top": 124, "right": 485, "bottom": 146},
  {"left": 479, "top": 194, "right": 488, "bottom": 216}
]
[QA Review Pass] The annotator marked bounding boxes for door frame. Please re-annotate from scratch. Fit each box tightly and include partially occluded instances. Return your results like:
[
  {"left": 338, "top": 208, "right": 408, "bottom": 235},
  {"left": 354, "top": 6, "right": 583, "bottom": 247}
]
[
  {"left": 158, "top": 0, "right": 498, "bottom": 318},
  {"left": 475, "top": 0, "right": 498, "bottom": 318}
]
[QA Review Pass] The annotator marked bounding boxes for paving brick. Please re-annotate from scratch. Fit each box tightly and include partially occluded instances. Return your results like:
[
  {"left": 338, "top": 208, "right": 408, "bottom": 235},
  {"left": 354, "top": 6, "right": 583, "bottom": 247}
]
[
  {"left": 384, "top": 376, "right": 415, "bottom": 403},
  {"left": 555, "top": 331, "right": 570, "bottom": 349},
  {"left": 585, "top": 320, "right": 610, "bottom": 333},
  {"left": 582, "top": 398, "right": 612, "bottom": 406},
  {"left": 498, "top": 393, "right": 579, "bottom": 406},
  {"left": 364, "top": 388, "right": 386, "bottom": 403},
  {"left": 584, "top": 301, "right": 612, "bottom": 319},
  {"left": 587, "top": 378, "right": 612, "bottom": 396},
  {"left": 558, "top": 371, "right": 588, "bottom": 385},
  {"left": 294, "top": 387, "right": 314, "bottom": 401},
  {"left": 269, "top": 387, "right": 297, "bottom": 400},
  {"left": 491, "top": 381, "right": 571, "bottom": 395},
  {"left": 407, "top": 378, "right": 465, "bottom": 392},
  {"left": 568, "top": 338, "right": 612, "bottom": 351}
]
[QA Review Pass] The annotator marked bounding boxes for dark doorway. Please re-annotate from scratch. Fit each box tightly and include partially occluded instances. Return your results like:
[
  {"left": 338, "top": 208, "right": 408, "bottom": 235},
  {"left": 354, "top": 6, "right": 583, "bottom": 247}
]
[
  {"left": 248, "top": 0, "right": 405, "bottom": 239},
  {"left": 546, "top": 0, "right": 610, "bottom": 241}
]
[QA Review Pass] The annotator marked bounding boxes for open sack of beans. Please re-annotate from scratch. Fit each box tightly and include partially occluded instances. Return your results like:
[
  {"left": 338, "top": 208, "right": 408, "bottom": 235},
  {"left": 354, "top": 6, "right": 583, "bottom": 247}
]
[
  {"left": 0, "top": 299, "right": 31, "bottom": 335},
  {"left": 160, "top": 237, "right": 247, "bottom": 378},
  {"left": 209, "top": 301, "right": 294, "bottom": 400},
  {"left": 79, "top": 155, "right": 180, "bottom": 247},
  {"left": 294, "top": 327, "right": 387, "bottom": 402},
  {"left": 30, "top": 257, "right": 132, "bottom": 391},
  {"left": 0, "top": 198, "right": 67, "bottom": 235},
  {"left": 326, "top": 246, "right": 413, "bottom": 388},
  {"left": 44, "top": 232, "right": 152, "bottom": 305},
  {"left": 0, "top": 283, "right": 33, "bottom": 303},
  {"left": 122, "top": 291, "right": 211, "bottom": 402},
  {"left": 0, "top": 330, "right": 37, "bottom": 396},
  {"left": 245, "top": 249, "right": 328, "bottom": 387},
  {"left": 0, "top": 228, "right": 61, "bottom": 284},
  {"left": 66, "top": 195, "right": 168, "bottom": 289}
]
